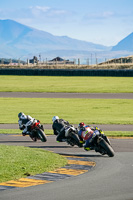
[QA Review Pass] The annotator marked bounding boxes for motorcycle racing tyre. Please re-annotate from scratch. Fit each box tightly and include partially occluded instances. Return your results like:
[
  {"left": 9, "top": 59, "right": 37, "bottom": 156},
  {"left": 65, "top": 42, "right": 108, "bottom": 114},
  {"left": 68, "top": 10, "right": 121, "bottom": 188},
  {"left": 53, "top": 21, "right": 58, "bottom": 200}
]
[
  {"left": 37, "top": 129, "right": 47, "bottom": 142},
  {"left": 99, "top": 139, "right": 114, "bottom": 157},
  {"left": 70, "top": 132, "right": 82, "bottom": 147},
  {"left": 29, "top": 135, "right": 37, "bottom": 142}
]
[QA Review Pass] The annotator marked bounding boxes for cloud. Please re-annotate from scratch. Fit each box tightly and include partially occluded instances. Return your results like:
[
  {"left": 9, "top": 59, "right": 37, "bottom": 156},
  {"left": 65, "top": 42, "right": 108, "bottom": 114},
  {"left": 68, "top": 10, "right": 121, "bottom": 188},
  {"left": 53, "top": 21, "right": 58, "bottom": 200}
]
[
  {"left": 29, "top": 6, "right": 50, "bottom": 17},
  {"left": 32, "top": 6, "right": 50, "bottom": 12},
  {"left": 102, "top": 11, "right": 114, "bottom": 18},
  {"left": 83, "top": 11, "right": 115, "bottom": 23},
  {"left": 82, "top": 10, "right": 133, "bottom": 25},
  {"left": 0, "top": 5, "right": 74, "bottom": 27},
  {"left": 29, "top": 6, "right": 68, "bottom": 19}
]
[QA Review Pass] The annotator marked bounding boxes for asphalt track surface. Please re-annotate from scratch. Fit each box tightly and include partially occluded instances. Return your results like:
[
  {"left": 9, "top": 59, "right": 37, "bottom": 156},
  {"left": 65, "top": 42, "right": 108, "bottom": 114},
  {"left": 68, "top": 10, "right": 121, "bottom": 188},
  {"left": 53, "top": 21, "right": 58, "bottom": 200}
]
[
  {"left": 0, "top": 134, "right": 133, "bottom": 200},
  {"left": 0, "top": 92, "right": 133, "bottom": 99},
  {"left": 0, "top": 92, "right": 133, "bottom": 200}
]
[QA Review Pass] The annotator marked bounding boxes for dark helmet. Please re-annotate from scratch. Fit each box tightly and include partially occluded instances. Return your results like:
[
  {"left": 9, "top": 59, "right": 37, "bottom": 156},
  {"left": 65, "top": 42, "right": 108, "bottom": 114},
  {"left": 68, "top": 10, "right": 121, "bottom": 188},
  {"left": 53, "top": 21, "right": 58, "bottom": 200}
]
[
  {"left": 18, "top": 112, "right": 24, "bottom": 118},
  {"left": 78, "top": 122, "right": 85, "bottom": 130}
]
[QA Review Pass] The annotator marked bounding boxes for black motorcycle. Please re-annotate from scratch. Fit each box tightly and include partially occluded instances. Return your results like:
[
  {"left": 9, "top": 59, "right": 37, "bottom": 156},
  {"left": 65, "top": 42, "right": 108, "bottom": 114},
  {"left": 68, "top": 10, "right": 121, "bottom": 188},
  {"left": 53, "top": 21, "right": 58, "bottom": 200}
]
[
  {"left": 90, "top": 129, "right": 114, "bottom": 157},
  {"left": 65, "top": 126, "right": 82, "bottom": 147}
]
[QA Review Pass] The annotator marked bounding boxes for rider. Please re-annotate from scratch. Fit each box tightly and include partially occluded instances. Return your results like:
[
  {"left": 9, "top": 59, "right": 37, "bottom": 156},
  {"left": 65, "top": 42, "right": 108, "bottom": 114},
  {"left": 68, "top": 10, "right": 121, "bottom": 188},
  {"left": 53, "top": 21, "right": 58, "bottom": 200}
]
[
  {"left": 18, "top": 112, "right": 35, "bottom": 136},
  {"left": 52, "top": 116, "right": 72, "bottom": 142},
  {"left": 77, "top": 122, "right": 103, "bottom": 151}
]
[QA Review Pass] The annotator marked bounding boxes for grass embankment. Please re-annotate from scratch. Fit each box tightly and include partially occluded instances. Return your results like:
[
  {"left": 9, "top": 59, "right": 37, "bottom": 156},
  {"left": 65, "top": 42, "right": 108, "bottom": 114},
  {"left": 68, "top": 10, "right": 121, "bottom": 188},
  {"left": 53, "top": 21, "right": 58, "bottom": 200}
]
[
  {"left": 0, "top": 76, "right": 133, "bottom": 93},
  {"left": 0, "top": 129, "right": 52, "bottom": 135},
  {"left": 0, "top": 129, "right": 133, "bottom": 137},
  {"left": 0, "top": 145, "right": 67, "bottom": 183},
  {"left": 0, "top": 98, "right": 133, "bottom": 124}
]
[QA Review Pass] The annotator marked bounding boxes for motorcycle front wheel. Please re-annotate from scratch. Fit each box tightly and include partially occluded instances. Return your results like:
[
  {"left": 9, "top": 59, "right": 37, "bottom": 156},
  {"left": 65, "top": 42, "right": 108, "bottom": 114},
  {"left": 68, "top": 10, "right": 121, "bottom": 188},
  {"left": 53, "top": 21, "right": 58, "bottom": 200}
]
[
  {"left": 36, "top": 128, "right": 47, "bottom": 142},
  {"left": 99, "top": 138, "right": 114, "bottom": 157},
  {"left": 69, "top": 132, "right": 82, "bottom": 147},
  {"left": 29, "top": 134, "right": 37, "bottom": 142}
]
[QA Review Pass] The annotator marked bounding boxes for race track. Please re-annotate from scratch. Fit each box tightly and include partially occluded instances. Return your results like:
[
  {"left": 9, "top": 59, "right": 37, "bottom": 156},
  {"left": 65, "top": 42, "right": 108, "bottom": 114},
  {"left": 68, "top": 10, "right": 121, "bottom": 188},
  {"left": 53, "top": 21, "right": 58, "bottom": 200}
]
[
  {"left": 0, "top": 92, "right": 133, "bottom": 200},
  {"left": 0, "top": 134, "right": 133, "bottom": 200},
  {"left": 0, "top": 92, "right": 133, "bottom": 99}
]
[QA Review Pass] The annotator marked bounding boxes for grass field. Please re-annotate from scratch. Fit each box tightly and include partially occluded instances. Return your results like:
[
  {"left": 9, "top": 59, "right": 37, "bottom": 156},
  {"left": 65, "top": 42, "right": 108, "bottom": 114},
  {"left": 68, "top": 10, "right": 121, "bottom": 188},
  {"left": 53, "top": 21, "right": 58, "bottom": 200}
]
[
  {"left": 0, "top": 129, "right": 52, "bottom": 135},
  {"left": 0, "top": 75, "right": 133, "bottom": 93},
  {"left": 0, "top": 145, "right": 67, "bottom": 183},
  {"left": 0, "top": 129, "right": 133, "bottom": 137},
  {"left": 0, "top": 97, "right": 132, "bottom": 124}
]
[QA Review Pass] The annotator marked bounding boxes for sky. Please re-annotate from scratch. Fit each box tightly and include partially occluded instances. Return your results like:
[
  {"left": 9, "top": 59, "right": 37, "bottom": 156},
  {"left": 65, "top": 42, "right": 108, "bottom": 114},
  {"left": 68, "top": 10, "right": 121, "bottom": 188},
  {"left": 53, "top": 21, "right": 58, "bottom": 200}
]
[{"left": 0, "top": 0, "right": 133, "bottom": 46}]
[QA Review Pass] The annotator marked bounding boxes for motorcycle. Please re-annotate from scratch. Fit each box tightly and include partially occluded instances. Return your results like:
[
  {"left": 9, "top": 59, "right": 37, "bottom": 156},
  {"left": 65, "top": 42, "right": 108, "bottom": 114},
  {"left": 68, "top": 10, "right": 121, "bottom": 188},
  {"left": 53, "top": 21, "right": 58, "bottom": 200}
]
[
  {"left": 65, "top": 126, "right": 82, "bottom": 147},
  {"left": 84, "top": 127, "right": 114, "bottom": 157},
  {"left": 26, "top": 120, "right": 47, "bottom": 142}
]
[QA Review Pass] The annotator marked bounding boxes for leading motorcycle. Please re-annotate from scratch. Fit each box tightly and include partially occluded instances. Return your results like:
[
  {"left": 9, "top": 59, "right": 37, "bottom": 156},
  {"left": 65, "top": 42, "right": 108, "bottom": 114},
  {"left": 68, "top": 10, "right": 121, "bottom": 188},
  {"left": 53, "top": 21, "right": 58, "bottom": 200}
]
[{"left": 84, "top": 126, "right": 114, "bottom": 157}]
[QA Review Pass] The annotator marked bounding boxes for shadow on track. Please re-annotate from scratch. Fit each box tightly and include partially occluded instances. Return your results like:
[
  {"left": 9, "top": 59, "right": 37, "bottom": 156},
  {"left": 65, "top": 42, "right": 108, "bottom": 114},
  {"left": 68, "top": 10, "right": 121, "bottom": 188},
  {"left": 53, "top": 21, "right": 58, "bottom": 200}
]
[
  {"left": 59, "top": 152, "right": 103, "bottom": 158},
  {"left": 29, "top": 145, "right": 73, "bottom": 149},
  {"left": 0, "top": 141, "right": 34, "bottom": 143}
]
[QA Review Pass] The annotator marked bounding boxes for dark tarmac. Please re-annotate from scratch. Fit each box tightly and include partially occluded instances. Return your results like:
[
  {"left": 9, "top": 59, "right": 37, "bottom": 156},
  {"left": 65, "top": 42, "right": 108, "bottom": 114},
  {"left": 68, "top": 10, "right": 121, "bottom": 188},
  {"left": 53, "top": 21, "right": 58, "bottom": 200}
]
[{"left": 0, "top": 92, "right": 133, "bottom": 99}]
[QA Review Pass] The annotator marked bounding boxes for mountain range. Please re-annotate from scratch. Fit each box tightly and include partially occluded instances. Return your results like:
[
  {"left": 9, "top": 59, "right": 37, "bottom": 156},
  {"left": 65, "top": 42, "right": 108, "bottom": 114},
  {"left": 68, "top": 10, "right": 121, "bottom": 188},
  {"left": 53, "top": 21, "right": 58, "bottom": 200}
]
[
  {"left": 112, "top": 32, "right": 133, "bottom": 51},
  {"left": 0, "top": 19, "right": 133, "bottom": 61}
]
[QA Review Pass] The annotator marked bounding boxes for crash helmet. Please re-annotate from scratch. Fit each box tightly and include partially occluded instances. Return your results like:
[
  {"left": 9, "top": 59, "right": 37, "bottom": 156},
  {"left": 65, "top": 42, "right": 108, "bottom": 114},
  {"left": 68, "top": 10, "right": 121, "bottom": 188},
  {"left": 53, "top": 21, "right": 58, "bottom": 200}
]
[
  {"left": 18, "top": 112, "right": 24, "bottom": 118},
  {"left": 78, "top": 122, "right": 85, "bottom": 130},
  {"left": 52, "top": 116, "right": 59, "bottom": 122}
]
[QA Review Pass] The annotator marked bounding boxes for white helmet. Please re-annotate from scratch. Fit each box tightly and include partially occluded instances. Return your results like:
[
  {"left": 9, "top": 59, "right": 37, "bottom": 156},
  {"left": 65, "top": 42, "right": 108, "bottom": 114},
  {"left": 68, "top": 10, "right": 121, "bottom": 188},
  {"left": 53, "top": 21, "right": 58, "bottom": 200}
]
[{"left": 52, "top": 116, "right": 59, "bottom": 122}]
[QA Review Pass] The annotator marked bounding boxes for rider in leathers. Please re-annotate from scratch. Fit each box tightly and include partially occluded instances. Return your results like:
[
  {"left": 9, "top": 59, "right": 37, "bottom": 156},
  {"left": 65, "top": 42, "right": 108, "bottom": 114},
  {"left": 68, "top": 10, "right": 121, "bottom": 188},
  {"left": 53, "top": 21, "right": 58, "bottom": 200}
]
[
  {"left": 52, "top": 116, "right": 72, "bottom": 142},
  {"left": 18, "top": 112, "right": 35, "bottom": 136},
  {"left": 78, "top": 122, "right": 106, "bottom": 151}
]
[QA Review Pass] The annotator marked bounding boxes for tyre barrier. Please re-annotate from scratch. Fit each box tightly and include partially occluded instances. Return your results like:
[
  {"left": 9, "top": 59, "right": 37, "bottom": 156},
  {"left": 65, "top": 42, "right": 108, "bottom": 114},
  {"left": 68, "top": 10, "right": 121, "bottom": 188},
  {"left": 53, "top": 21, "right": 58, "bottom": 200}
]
[{"left": 0, "top": 68, "right": 133, "bottom": 77}]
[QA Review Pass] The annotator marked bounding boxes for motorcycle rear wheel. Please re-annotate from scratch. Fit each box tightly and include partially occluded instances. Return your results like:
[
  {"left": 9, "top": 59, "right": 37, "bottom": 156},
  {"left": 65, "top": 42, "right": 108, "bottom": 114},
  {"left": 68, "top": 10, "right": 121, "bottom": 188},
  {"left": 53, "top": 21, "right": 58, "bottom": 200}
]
[{"left": 99, "top": 139, "right": 114, "bottom": 157}]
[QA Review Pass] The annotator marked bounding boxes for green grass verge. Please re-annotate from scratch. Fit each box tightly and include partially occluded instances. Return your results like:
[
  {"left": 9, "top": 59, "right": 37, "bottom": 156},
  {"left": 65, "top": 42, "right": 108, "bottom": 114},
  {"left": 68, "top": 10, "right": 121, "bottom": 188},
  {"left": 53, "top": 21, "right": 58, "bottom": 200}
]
[
  {"left": 0, "top": 129, "right": 53, "bottom": 135},
  {"left": 0, "top": 76, "right": 133, "bottom": 93},
  {"left": 105, "top": 131, "right": 133, "bottom": 137},
  {"left": 0, "top": 98, "right": 133, "bottom": 124},
  {"left": 0, "top": 129, "right": 133, "bottom": 137},
  {"left": 0, "top": 145, "right": 67, "bottom": 183}
]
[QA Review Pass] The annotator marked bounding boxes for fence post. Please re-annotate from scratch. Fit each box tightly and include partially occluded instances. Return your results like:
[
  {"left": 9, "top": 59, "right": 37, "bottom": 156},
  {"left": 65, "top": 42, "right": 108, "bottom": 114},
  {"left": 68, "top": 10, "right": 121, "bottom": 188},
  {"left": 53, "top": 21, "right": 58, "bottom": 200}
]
[
  {"left": 91, "top": 54, "right": 92, "bottom": 65},
  {"left": 78, "top": 58, "right": 80, "bottom": 65},
  {"left": 45, "top": 58, "right": 47, "bottom": 67},
  {"left": 96, "top": 58, "right": 98, "bottom": 65},
  {"left": 87, "top": 58, "right": 89, "bottom": 66},
  {"left": 27, "top": 59, "right": 29, "bottom": 65}
]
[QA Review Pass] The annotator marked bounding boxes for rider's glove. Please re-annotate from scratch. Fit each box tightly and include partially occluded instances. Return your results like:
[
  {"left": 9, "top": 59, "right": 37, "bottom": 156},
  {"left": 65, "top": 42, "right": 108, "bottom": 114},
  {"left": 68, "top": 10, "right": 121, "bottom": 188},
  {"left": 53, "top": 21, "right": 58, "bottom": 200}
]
[
  {"left": 99, "top": 129, "right": 104, "bottom": 134},
  {"left": 84, "top": 147, "right": 91, "bottom": 151},
  {"left": 95, "top": 126, "right": 100, "bottom": 130},
  {"left": 80, "top": 140, "right": 85, "bottom": 144},
  {"left": 20, "top": 125, "right": 25, "bottom": 130},
  {"left": 22, "top": 131, "right": 26, "bottom": 136},
  {"left": 95, "top": 126, "right": 103, "bottom": 134}
]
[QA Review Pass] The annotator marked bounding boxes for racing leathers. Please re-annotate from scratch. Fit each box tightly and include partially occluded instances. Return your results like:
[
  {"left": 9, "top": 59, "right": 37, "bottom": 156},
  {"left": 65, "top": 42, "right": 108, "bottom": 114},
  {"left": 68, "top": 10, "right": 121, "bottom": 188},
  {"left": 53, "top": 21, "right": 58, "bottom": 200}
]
[
  {"left": 18, "top": 113, "right": 35, "bottom": 136},
  {"left": 78, "top": 125, "right": 102, "bottom": 151},
  {"left": 52, "top": 118, "right": 71, "bottom": 142}
]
